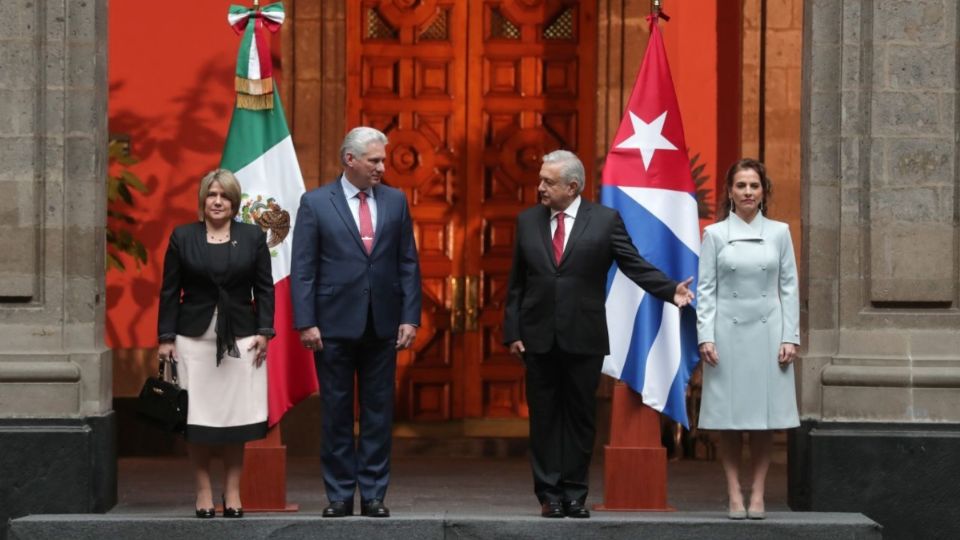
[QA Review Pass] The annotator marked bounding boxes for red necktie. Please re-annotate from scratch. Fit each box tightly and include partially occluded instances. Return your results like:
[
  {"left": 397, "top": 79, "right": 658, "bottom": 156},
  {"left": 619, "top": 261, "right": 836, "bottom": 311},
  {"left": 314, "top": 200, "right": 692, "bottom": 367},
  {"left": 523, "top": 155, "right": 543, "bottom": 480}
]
[
  {"left": 552, "top": 211, "right": 565, "bottom": 264},
  {"left": 357, "top": 191, "right": 374, "bottom": 254}
]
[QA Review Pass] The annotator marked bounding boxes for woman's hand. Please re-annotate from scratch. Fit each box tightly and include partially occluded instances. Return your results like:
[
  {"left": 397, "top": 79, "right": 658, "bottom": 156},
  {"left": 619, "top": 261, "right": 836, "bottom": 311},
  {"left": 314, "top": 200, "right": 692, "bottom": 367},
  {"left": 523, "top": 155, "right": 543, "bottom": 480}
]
[
  {"left": 248, "top": 335, "right": 269, "bottom": 367},
  {"left": 778, "top": 343, "right": 798, "bottom": 366},
  {"left": 158, "top": 342, "right": 177, "bottom": 363},
  {"left": 699, "top": 342, "right": 719, "bottom": 366}
]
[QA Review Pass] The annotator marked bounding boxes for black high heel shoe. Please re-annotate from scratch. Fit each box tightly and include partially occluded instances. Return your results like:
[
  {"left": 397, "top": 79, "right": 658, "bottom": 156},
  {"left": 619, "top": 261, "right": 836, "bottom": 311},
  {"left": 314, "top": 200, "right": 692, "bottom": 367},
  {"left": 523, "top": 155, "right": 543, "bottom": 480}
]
[
  {"left": 195, "top": 507, "right": 215, "bottom": 519},
  {"left": 222, "top": 495, "right": 244, "bottom": 518}
]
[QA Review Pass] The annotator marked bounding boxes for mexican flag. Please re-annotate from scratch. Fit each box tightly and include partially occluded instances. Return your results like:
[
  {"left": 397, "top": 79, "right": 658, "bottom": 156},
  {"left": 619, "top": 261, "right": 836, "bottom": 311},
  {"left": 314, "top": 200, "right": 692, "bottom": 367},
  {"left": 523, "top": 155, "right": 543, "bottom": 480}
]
[{"left": 221, "top": 3, "right": 318, "bottom": 426}]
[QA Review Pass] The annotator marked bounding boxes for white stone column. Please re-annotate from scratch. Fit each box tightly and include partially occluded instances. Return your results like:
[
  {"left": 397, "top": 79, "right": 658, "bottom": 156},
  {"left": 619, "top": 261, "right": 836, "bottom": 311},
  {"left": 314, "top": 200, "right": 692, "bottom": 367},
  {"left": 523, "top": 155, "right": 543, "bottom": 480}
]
[
  {"left": 0, "top": 0, "right": 115, "bottom": 528},
  {"left": 796, "top": 0, "right": 960, "bottom": 536}
]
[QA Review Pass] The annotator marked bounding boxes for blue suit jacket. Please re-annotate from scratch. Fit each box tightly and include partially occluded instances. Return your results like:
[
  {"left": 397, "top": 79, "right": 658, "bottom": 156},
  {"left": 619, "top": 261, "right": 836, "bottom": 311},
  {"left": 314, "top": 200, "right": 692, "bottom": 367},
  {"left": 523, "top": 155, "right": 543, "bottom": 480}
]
[{"left": 291, "top": 178, "right": 421, "bottom": 340}]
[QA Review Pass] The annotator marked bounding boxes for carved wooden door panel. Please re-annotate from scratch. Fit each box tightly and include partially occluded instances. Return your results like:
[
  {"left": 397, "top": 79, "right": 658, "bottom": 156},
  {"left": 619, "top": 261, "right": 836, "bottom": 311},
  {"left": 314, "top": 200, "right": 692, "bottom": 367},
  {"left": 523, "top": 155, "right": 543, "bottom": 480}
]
[{"left": 347, "top": 0, "right": 595, "bottom": 422}]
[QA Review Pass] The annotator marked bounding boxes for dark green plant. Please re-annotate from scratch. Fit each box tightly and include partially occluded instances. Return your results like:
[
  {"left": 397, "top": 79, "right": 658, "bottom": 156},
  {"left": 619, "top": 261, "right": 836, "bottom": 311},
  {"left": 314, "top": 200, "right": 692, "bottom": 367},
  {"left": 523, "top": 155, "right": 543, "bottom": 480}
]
[
  {"left": 689, "top": 152, "right": 713, "bottom": 219},
  {"left": 106, "top": 139, "right": 149, "bottom": 271}
]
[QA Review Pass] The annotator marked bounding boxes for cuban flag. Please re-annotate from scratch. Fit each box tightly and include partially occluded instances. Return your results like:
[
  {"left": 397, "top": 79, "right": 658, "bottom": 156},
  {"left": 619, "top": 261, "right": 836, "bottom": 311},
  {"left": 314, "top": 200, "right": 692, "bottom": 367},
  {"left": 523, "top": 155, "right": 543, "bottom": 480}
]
[{"left": 600, "top": 14, "right": 701, "bottom": 428}]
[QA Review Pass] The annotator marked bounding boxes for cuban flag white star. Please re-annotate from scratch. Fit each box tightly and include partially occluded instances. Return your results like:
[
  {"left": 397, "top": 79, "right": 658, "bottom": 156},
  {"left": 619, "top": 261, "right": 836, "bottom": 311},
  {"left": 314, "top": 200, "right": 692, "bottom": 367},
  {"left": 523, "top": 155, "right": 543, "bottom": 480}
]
[{"left": 615, "top": 110, "right": 678, "bottom": 170}]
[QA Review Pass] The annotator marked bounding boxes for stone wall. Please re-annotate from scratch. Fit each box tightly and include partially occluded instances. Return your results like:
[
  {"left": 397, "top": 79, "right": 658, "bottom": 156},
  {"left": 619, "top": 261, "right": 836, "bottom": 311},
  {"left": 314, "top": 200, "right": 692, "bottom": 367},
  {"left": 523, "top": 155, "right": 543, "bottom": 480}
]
[
  {"left": 803, "top": 0, "right": 960, "bottom": 424},
  {"left": 796, "top": 1, "right": 960, "bottom": 537},
  {"left": 0, "top": 0, "right": 111, "bottom": 417},
  {"left": 0, "top": 0, "right": 115, "bottom": 533}
]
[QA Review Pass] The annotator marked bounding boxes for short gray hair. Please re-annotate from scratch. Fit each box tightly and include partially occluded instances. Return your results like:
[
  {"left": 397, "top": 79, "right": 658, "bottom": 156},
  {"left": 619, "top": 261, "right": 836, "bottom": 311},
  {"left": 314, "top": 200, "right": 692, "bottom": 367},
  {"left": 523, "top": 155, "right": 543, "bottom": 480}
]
[
  {"left": 542, "top": 150, "right": 585, "bottom": 194},
  {"left": 340, "top": 126, "right": 388, "bottom": 165}
]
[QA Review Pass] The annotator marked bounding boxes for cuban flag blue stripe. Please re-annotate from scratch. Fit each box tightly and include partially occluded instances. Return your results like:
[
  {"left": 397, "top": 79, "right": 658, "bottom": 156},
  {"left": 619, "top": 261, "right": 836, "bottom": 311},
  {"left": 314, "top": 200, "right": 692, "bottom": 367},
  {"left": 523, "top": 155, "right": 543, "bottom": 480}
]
[
  {"left": 602, "top": 186, "right": 699, "bottom": 283},
  {"left": 663, "top": 307, "right": 700, "bottom": 423},
  {"left": 617, "top": 293, "right": 665, "bottom": 394},
  {"left": 601, "top": 184, "right": 701, "bottom": 428}
]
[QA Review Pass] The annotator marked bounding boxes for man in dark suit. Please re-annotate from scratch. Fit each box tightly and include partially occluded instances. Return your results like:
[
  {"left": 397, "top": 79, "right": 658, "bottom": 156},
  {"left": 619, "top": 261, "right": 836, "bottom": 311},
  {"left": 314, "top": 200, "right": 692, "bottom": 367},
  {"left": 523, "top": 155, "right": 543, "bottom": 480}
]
[
  {"left": 503, "top": 150, "right": 694, "bottom": 519},
  {"left": 291, "top": 127, "right": 421, "bottom": 518}
]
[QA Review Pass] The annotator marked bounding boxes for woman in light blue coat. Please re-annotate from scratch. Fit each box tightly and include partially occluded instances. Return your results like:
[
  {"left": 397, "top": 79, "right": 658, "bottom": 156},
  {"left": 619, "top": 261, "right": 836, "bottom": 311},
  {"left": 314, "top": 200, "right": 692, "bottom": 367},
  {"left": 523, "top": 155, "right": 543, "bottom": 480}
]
[{"left": 696, "top": 159, "right": 800, "bottom": 520}]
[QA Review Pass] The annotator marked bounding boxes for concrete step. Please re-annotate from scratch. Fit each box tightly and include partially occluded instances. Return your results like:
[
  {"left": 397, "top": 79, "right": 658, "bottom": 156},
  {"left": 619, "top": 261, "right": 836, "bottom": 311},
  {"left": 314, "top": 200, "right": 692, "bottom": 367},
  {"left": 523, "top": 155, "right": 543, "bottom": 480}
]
[{"left": 10, "top": 512, "right": 881, "bottom": 540}]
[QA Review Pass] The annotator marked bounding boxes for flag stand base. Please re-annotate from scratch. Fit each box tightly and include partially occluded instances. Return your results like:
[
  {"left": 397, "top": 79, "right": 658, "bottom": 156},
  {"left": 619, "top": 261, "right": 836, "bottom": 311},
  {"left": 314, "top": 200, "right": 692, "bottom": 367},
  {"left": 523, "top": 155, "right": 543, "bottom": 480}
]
[
  {"left": 239, "top": 425, "right": 299, "bottom": 512},
  {"left": 595, "top": 382, "right": 672, "bottom": 511}
]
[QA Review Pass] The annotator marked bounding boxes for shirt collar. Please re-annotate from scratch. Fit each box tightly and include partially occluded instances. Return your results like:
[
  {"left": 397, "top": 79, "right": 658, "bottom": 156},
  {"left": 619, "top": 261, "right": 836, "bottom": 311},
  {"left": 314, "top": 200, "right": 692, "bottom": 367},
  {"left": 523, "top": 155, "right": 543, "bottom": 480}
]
[
  {"left": 340, "top": 175, "right": 373, "bottom": 199},
  {"left": 551, "top": 195, "right": 581, "bottom": 220}
]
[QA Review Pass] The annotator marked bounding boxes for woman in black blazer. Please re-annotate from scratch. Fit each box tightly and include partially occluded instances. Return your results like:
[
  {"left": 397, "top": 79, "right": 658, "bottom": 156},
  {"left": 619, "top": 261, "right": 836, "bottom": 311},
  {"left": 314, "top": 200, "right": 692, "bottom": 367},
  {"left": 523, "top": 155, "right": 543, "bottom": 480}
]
[{"left": 157, "top": 169, "right": 274, "bottom": 518}]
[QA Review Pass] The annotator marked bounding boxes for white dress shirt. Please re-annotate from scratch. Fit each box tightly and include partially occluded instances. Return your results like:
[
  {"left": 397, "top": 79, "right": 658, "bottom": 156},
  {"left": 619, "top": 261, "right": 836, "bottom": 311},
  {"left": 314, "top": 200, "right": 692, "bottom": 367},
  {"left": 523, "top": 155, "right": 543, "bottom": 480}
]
[
  {"left": 340, "top": 176, "right": 378, "bottom": 233},
  {"left": 549, "top": 195, "right": 581, "bottom": 251}
]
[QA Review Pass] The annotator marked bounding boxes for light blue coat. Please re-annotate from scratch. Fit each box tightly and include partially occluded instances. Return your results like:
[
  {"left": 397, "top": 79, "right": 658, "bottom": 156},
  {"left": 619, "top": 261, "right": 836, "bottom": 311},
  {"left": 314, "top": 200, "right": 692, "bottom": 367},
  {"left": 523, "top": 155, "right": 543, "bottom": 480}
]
[{"left": 696, "top": 213, "right": 800, "bottom": 430}]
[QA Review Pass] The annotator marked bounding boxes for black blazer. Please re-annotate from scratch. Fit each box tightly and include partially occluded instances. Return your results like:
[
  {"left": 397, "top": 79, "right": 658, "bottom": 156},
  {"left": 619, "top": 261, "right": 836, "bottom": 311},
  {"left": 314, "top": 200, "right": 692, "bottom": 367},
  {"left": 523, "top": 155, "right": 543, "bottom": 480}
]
[
  {"left": 503, "top": 199, "right": 677, "bottom": 356},
  {"left": 158, "top": 221, "right": 275, "bottom": 342}
]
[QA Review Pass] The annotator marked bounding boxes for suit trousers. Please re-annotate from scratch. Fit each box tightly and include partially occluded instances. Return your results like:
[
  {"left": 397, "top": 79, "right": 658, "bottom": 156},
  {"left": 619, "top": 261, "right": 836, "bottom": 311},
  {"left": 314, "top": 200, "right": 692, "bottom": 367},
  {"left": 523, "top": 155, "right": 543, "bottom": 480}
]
[
  {"left": 316, "top": 308, "right": 396, "bottom": 504},
  {"left": 524, "top": 346, "right": 603, "bottom": 504}
]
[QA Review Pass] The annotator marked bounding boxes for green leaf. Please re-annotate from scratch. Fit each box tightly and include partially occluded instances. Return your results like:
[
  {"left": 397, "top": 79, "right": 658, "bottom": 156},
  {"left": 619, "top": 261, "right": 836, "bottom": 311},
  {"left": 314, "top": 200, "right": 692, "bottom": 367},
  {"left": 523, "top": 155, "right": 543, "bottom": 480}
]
[
  {"left": 117, "top": 183, "right": 133, "bottom": 205},
  {"left": 121, "top": 171, "right": 148, "bottom": 193},
  {"left": 106, "top": 253, "right": 125, "bottom": 271}
]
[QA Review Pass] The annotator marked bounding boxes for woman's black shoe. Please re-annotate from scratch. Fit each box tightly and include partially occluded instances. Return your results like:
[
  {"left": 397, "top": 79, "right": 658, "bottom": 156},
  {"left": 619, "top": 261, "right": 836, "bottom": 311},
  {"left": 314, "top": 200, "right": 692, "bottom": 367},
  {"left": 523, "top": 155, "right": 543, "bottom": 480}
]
[
  {"left": 222, "top": 495, "right": 244, "bottom": 518},
  {"left": 195, "top": 508, "right": 215, "bottom": 519}
]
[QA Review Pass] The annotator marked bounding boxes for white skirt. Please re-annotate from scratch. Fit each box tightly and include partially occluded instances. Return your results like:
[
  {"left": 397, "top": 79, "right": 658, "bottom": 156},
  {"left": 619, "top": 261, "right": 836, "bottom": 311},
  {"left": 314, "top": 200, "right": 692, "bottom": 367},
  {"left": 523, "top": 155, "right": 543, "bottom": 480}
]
[{"left": 175, "top": 311, "right": 268, "bottom": 444}]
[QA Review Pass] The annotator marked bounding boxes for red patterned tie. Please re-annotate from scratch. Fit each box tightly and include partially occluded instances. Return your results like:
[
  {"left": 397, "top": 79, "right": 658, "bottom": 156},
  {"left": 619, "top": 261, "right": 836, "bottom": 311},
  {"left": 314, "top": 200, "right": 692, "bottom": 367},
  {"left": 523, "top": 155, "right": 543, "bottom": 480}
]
[
  {"left": 552, "top": 211, "right": 565, "bottom": 264},
  {"left": 357, "top": 191, "right": 374, "bottom": 254}
]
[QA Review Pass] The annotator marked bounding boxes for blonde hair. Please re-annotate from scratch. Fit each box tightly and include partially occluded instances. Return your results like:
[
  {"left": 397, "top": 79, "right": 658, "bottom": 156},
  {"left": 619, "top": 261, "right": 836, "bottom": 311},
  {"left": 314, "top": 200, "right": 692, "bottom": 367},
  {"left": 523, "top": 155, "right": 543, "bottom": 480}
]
[{"left": 197, "top": 169, "right": 242, "bottom": 221}]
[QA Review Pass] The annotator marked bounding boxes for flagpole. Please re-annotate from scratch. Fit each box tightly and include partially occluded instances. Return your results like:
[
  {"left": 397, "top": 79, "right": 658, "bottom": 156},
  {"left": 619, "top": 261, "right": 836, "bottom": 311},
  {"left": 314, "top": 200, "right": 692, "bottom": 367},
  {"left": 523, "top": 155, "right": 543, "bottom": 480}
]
[{"left": 650, "top": 0, "right": 670, "bottom": 22}]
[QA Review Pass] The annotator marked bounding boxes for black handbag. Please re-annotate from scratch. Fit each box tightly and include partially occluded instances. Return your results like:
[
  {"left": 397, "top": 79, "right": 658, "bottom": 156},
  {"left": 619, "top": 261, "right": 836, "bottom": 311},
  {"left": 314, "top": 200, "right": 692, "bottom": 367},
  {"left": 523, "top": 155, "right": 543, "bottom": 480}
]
[{"left": 136, "top": 358, "right": 188, "bottom": 433}]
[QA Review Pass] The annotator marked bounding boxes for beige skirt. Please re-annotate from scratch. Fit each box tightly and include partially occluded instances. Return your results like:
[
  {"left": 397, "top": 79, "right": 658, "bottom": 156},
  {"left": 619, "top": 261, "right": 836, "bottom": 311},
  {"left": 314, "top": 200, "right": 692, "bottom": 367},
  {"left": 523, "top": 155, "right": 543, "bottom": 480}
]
[{"left": 175, "top": 311, "right": 268, "bottom": 444}]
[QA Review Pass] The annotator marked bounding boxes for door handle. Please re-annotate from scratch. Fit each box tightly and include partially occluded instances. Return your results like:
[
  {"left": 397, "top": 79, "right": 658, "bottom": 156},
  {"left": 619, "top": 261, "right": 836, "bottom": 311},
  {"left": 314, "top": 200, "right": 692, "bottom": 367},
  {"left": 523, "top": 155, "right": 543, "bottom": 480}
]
[
  {"left": 449, "top": 276, "right": 465, "bottom": 334},
  {"left": 465, "top": 275, "right": 479, "bottom": 331}
]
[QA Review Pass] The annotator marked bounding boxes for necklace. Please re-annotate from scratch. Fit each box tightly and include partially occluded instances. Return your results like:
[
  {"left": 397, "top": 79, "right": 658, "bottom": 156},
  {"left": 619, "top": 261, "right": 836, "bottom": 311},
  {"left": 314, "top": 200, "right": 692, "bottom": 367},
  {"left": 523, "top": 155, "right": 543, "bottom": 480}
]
[{"left": 205, "top": 224, "right": 230, "bottom": 243}]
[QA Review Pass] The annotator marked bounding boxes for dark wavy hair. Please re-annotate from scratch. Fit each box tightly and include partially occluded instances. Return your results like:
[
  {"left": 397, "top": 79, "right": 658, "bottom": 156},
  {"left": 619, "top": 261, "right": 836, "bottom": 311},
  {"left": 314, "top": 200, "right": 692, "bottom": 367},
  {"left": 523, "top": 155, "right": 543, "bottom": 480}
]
[{"left": 717, "top": 158, "right": 773, "bottom": 221}]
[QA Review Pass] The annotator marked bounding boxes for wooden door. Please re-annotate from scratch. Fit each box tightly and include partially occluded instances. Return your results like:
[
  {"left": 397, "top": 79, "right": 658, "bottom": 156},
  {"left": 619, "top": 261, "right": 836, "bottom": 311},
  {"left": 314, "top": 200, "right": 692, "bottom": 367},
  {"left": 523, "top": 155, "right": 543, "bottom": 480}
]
[{"left": 347, "top": 0, "right": 596, "bottom": 422}]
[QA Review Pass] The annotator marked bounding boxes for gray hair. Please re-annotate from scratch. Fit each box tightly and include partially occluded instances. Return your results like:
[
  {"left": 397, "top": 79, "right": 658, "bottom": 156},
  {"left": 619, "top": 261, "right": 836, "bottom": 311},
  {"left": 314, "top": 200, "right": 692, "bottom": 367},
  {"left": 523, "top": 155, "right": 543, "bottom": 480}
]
[
  {"left": 542, "top": 150, "right": 585, "bottom": 194},
  {"left": 340, "top": 126, "right": 388, "bottom": 165}
]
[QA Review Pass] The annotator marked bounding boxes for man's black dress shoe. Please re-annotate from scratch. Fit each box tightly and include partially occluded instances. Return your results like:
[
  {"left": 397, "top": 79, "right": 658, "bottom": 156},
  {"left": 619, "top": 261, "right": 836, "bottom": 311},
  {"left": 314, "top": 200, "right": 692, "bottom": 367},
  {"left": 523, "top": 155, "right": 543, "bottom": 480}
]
[
  {"left": 322, "top": 500, "right": 353, "bottom": 518},
  {"left": 540, "top": 501, "right": 565, "bottom": 518},
  {"left": 563, "top": 500, "right": 590, "bottom": 519},
  {"left": 361, "top": 499, "right": 390, "bottom": 518},
  {"left": 195, "top": 508, "right": 215, "bottom": 519}
]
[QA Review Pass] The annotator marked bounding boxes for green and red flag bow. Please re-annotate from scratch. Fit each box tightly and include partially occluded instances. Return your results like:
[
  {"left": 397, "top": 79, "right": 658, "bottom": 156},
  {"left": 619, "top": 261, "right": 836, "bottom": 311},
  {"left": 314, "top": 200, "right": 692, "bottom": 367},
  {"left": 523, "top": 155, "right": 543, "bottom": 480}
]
[{"left": 227, "top": 2, "right": 285, "bottom": 110}]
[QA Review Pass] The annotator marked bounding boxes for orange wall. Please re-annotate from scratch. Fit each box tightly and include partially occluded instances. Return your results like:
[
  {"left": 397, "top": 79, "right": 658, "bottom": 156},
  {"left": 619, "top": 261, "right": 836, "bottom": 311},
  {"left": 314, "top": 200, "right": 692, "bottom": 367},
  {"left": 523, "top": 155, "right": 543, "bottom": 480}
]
[
  {"left": 107, "top": 0, "right": 241, "bottom": 347},
  {"left": 658, "top": 2, "right": 722, "bottom": 219}
]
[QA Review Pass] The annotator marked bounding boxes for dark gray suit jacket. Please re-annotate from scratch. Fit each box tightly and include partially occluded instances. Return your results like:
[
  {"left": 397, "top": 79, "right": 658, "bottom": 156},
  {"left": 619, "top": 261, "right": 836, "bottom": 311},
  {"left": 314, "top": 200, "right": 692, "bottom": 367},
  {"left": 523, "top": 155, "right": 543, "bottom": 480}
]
[
  {"left": 290, "top": 178, "right": 421, "bottom": 340},
  {"left": 503, "top": 199, "right": 677, "bottom": 356}
]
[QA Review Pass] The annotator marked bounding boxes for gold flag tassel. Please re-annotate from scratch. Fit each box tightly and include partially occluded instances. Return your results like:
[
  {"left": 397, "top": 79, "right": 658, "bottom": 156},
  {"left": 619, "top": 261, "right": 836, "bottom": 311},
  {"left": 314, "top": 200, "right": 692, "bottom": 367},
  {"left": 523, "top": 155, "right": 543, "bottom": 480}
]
[
  {"left": 236, "top": 74, "right": 274, "bottom": 110},
  {"left": 237, "top": 92, "right": 274, "bottom": 110},
  {"left": 235, "top": 75, "right": 274, "bottom": 96}
]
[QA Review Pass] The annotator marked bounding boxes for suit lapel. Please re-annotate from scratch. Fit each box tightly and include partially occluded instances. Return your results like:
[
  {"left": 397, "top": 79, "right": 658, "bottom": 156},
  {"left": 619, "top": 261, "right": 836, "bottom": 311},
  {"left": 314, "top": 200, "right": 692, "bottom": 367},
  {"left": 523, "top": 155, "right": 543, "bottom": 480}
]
[
  {"left": 225, "top": 220, "right": 238, "bottom": 283},
  {"left": 558, "top": 200, "right": 591, "bottom": 267},
  {"left": 371, "top": 184, "right": 387, "bottom": 255},
  {"left": 328, "top": 180, "right": 368, "bottom": 255},
  {"left": 536, "top": 205, "right": 556, "bottom": 268}
]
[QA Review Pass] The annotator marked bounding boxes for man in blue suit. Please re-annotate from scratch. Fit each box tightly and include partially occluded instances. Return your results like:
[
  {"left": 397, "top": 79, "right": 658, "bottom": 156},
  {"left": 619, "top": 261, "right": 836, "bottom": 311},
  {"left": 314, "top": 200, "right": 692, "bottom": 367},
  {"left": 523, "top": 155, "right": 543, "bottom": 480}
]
[{"left": 291, "top": 126, "right": 422, "bottom": 518}]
